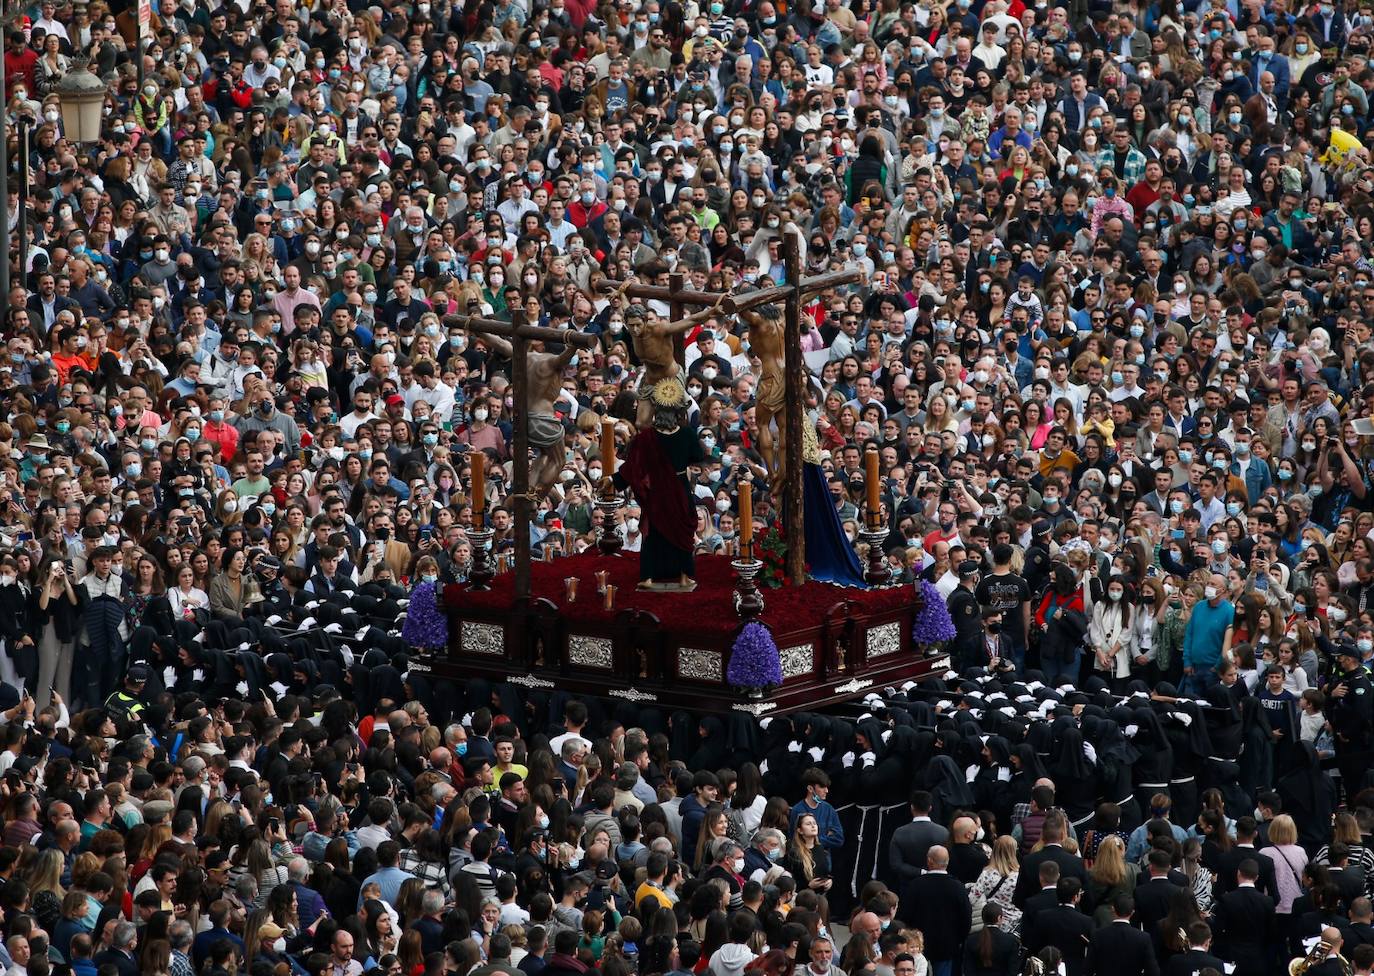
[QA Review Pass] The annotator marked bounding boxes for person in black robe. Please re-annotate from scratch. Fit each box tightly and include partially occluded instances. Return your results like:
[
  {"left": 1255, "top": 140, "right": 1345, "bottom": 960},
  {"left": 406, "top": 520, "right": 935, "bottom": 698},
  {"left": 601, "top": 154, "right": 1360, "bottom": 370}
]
[
  {"left": 927, "top": 754, "right": 976, "bottom": 823},
  {"left": 1277, "top": 741, "right": 1338, "bottom": 852},
  {"left": 612, "top": 398, "right": 705, "bottom": 590},
  {"left": 1048, "top": 725, "right": 1097, "bottom": 828}
]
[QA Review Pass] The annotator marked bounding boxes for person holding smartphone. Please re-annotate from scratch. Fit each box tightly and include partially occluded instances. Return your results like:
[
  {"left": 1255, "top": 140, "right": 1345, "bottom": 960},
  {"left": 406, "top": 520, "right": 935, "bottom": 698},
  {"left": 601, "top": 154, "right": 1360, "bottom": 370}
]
[{"left": 35, "top": 554, "right": 78, "bottom": 711}]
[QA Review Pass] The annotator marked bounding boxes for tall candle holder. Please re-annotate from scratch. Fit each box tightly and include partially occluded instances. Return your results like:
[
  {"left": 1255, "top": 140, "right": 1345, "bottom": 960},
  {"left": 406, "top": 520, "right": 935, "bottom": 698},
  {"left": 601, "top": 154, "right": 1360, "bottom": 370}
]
[
  {"left": 733, "top": 555, "right": 765, "bottom": 620},
  {"left": 596, "top": 494, "right": 625, "bottom": 556},
  {"left": 857, "top": 519, "right": 890, "bottom": 588},
  {"left": 467, "top": 527, "right": 495, "bottom": 590}
]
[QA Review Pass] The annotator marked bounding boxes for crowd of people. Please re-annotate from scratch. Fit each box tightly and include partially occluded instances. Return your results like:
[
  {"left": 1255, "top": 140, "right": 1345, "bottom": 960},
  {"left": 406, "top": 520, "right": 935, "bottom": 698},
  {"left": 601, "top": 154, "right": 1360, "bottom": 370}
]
[{"left": 11, "top": 0, "right": 1374, "bottom": 975}]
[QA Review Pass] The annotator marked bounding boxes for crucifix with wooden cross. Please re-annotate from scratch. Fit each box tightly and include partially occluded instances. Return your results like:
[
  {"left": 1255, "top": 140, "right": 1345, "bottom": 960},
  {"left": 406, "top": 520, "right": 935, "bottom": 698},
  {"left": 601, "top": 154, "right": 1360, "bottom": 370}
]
[
  {"left": 442, "top": 307, "right": 599, "bottom": 602},
  {"left": 714, "top": 230, "right": 862, "bottom": 587}
]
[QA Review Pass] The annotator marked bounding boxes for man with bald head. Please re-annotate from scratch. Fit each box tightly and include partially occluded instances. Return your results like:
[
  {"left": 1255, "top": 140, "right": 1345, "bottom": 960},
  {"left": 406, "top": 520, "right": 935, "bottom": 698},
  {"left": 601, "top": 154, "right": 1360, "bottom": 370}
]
[
  {"left": 949, "top": 815, "right": 990, "bottom": 882},
  {"left": 851, "top": 912, "right": 882, "bottom": 951},
  {"left": 1182, "top": 573, "right": 1234, "bottom": 697},
  {"left": 898, "top": 846, "right": 970, "bottom": 976}
]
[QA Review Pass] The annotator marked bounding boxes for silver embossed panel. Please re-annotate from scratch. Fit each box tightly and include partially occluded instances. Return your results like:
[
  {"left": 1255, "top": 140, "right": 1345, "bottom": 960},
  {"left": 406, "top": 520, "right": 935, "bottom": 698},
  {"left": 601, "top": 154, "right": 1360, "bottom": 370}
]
[
  {"left": 462, "top": 622, "right": 504, "bottom": 656},
  {"left": 866, "top": 621, "right": 902, "bottom": 660},
  {"left": 678, "top": 647, "right": 722, "bottom": 682},
  {"left": 779, "top": 644, "right": 813, "bottom": 679},
  {"left": 569, "top": 635, "right": 614, "bottom": 669}
]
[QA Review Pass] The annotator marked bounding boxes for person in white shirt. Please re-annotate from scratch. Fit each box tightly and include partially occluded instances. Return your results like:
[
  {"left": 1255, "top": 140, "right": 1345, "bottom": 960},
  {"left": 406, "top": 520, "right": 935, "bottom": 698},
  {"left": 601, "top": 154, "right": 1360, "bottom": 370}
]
[
  {"left": 1110, "top": 363, "right": 1148, "bottom": 402},
  {"left": 410, "top": 362, "right": 456, "bottom": 423},
  {"left": 972, "top": 22, "right": 1005, "bottom": 70}
]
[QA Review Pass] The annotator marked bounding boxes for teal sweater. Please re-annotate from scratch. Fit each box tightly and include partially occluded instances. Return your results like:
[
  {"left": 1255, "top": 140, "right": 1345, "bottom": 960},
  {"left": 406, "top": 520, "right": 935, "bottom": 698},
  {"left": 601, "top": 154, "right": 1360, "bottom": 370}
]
[{"left": 1182, "top": 598, "right": 1233, "bottom": 672}]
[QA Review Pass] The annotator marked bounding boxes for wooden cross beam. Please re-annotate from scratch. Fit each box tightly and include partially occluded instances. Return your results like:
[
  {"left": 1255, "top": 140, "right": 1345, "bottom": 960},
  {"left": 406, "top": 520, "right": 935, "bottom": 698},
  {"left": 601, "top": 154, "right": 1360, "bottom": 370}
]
[
  {"left": 617, "top": 271, "right": 723, "bottom": 367},
  {"left": 443, "top": 310, "right": 598, "bottom": 602},
  {"left": 764, "top": 236, "right": 863, "bottom": 585},
  {"left": 720, "top": 268, "right": 862, "bottom": 316},
  {"left": 602, "top": 249, "right": 861, "bottom": 588}
]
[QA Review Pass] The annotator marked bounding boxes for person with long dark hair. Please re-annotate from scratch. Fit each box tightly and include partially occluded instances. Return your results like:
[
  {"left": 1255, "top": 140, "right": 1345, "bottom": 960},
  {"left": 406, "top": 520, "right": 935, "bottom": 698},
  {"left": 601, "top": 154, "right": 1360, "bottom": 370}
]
[{"left": 962, "top": 904, "right": 1020, "bottom": 976}]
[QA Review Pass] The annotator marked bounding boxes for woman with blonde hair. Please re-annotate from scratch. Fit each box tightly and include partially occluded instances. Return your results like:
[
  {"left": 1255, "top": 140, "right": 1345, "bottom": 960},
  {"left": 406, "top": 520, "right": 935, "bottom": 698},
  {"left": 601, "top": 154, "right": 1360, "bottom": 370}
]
[
  {"left": 1086, "top": 836, "right": 1136, "bottom": 925},
  {"left": 1315, "top": 811, "right": 1374, "bottom": 876},
  {"left": 1259, "top": 815, "right": 1308, "bottom": 917},
  {"left": 241, "top": 233, "right": 278, "bottom": 281},
  {"left": 27, "top": 848, "right": 65, "bottom": 932},
  {"left": 967, "top": 835, "right": 1021, "bottom": 936},
  {"left": 923, "top": 394, "right": 958, "bottom": 435}
]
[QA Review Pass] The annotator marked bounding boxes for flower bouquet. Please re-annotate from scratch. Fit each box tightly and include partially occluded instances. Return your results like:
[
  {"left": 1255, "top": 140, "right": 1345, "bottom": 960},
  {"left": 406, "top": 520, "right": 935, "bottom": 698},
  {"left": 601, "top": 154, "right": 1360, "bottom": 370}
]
[
  {"left": 911, "top": 579, "right": 955, "bottom": 655},
  {"left": 757, "top": 519, "right": 788, "bottom": 589},
  {"left": 727, "top": 621, "right": 783, "bottom": 698}
]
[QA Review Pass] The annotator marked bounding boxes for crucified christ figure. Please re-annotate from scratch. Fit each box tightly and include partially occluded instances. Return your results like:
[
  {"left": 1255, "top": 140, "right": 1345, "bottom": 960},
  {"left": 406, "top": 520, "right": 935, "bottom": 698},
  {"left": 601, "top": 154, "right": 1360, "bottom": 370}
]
[
  {"left": 469, "top": 329, "right": 578, "bottom": 502},
  {"left": 625, "top": 299, "right": 726, "bottom": 429},
  {"left": 741, "top": 300, "right": 786, "bottom": 481}
]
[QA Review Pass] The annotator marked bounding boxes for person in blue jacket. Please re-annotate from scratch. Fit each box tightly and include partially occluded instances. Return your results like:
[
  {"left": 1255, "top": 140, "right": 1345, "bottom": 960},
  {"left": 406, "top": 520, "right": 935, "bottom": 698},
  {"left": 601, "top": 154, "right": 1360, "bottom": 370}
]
[{"left": 790, "top": 769, "right": 845, "bottom": 851}]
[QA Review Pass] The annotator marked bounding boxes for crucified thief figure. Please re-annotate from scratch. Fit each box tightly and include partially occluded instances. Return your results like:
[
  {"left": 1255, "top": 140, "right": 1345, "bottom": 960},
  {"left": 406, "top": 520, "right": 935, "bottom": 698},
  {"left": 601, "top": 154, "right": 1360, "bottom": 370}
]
[
  {"left": 741, "top": 300, "right": 786, "bottom": 481},
  {"left": 470, "top": 329, "right": 578, "bottom": 502},
  {"left": 625, "top": 301, "right": 725, "bottom": 429}
]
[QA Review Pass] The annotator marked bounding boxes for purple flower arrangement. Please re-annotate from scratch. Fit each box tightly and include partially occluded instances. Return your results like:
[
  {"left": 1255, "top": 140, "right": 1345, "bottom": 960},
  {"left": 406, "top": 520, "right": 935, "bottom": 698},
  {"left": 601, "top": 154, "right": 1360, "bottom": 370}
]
[
  {"left": 912, "top": 579, "right": 956, "bottom": 645},
  {"left": 727, "top": 621, "right": 782, "bottom": 689},
  {"left": 401, "top": 580, "right": 448, "bottom": 651}
]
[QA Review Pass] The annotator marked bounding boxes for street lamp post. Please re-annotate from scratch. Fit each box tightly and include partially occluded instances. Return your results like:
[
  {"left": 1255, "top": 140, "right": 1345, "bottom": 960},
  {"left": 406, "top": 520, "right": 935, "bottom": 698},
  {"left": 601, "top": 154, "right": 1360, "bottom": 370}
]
[
  {"left": 15, "top": 119, "right": 26, "bottom": 291},
  {"left": 54, "top": 58, "right": 108, "bottom": 144},
  {"left": 0, "top": 39, "right": 10, "bottom": 305}
]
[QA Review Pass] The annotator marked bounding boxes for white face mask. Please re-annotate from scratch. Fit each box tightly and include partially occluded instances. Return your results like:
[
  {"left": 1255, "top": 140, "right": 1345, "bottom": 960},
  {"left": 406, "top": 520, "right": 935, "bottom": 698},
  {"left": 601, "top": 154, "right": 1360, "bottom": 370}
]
[
  {"left": 1204, "top": 586, "right": 1219, "bottom": 600},
  {"left": 733, "top": 857, "right": 745, "bottom": 873}
]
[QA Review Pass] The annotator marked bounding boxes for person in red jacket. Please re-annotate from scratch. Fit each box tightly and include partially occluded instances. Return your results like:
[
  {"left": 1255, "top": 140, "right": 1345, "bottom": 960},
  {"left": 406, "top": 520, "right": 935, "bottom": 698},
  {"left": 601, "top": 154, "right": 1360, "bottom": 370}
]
[
  {"left": 567, "top": 179, "right": 607, "bottom": 229},
  {"left": 1035, "top": 562, "right": 1089, "bottom": 684},
  {"left": 4, "top": 32, "right": 37, "bottom": 99}
]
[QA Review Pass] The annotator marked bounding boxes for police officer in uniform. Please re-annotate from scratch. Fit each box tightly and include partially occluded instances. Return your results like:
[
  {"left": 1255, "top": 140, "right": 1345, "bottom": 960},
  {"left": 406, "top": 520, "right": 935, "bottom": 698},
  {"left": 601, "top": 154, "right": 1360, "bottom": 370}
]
[
  {"left": 104, "top": 663, "right": 148, "bottom": 720},
  {"left": 1024, "top": 519, "right": 1054, "bottom": 599},
  {"left": 948, "top": 559, "right": 985, "bottom": 671},
  {"left": 1329, "top": 644, "right": 1374, "bottom": 790}
]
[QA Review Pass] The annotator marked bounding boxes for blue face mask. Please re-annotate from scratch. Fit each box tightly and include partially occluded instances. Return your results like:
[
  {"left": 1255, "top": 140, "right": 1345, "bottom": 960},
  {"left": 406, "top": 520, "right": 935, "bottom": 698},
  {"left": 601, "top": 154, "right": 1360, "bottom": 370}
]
[
  {"left": 456, "top": 741, "right": 468, "bottom": 756},
  {"left": 422, "top": 573, "right": 438, "bottom": 584}
]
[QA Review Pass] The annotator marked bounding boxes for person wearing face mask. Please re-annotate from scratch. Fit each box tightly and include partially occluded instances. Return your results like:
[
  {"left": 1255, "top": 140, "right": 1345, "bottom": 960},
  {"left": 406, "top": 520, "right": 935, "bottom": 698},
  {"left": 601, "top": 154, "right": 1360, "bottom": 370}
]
[
  {"left": 1182, "top": 573, "right": 1235, "bottom": 697},
  {"left": 700, "top": 841, "right": 748, "bottom": 913},
  {"left": 456, "top": 396, "right": 506, "bottom": 462},
  {"left": 1090, "top": 576, "right": 1136, "bottom": 691},
  {"left": 622, "top": 508, "right": 643, "bottom": 552}
]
